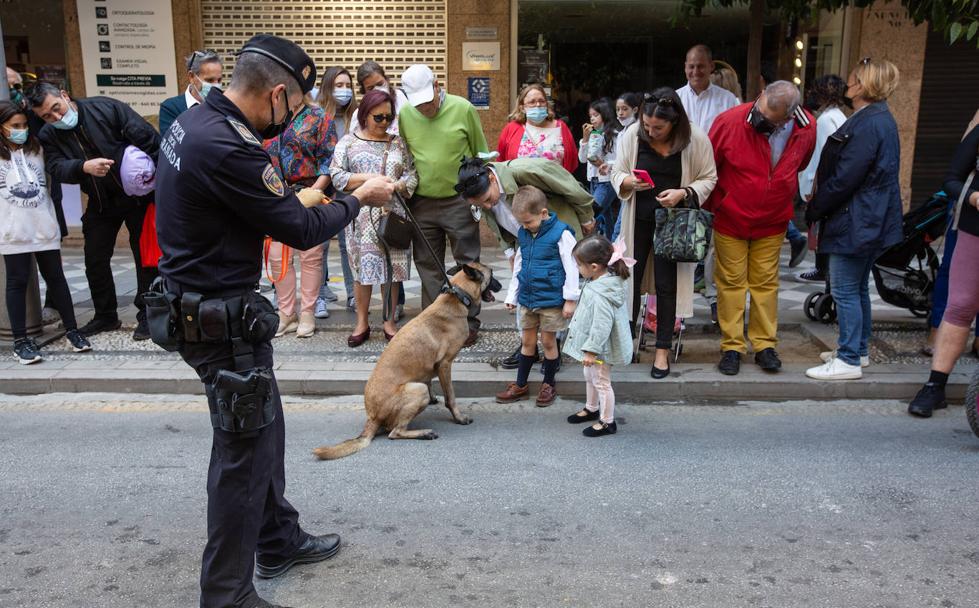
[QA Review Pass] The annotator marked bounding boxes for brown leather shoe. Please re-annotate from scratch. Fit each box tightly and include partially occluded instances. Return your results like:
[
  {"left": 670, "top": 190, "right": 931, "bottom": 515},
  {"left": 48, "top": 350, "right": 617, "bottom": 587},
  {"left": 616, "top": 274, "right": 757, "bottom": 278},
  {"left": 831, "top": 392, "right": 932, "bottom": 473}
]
[
  {"left": 536, "top": 383, "right": 556, "bottom": 407},
  {"left": 463, "top": 329, "right": 478, "bottom": 348},
  {"left": 495, "top": 382, "right": 529, "bottom": 403},
  {"left": 347, "top": 328, "right": 370, "bottom": 347}
]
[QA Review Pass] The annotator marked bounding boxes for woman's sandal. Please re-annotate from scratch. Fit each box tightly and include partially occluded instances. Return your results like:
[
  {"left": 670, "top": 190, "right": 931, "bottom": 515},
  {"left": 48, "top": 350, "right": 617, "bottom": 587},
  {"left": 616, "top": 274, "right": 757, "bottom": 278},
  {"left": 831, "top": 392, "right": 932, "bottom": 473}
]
[
  {"left": 582, "top": 421, "right": 618, "bottom": 437},
  {"left": 567, "top": 408, "right": 600, "bottom": 424}
]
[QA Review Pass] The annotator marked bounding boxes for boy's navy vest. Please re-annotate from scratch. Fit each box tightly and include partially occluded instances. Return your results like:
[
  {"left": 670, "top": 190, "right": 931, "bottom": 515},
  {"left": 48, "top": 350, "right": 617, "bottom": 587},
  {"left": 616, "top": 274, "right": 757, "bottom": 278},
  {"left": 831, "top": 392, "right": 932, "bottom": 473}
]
[{"left": 517, "top": 214, "right": 573, "bottom": 309}]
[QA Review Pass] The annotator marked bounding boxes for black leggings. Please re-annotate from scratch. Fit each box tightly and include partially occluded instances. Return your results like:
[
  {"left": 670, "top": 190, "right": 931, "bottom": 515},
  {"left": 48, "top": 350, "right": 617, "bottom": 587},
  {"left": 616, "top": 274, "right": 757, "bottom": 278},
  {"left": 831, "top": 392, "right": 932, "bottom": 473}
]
[
  {"left": 631, "top": 218, "right": 678, "bottom": 350},
  {"left": 4, "top": 250, "right": 77, "bottom": 339}
]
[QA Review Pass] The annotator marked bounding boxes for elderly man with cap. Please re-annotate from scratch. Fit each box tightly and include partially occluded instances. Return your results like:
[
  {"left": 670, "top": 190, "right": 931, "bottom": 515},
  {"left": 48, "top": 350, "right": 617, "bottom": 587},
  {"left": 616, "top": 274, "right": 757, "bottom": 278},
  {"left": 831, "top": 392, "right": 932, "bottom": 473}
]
[
  {"left": 153, "top": 34, "right": 394, "bottom": 608},
  {"left": 397, "top": 64, "right": 489, "bottom": 345}
]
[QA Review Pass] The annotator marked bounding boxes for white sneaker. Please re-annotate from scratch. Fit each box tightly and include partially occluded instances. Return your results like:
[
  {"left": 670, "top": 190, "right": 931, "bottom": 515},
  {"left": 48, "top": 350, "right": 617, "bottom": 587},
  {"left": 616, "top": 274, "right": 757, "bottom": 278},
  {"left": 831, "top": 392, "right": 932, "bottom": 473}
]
[
  {"left": 296, "top": 311, "right": 316, "bottom": 338},
  {"left": 275, "top": 312, "right": 298, "bottom": 337},
  {"left": 806, "top": 357, "right": 863, "bottom": 380},
  {"left": 819, "top": 350, "right": 869, "bottom": 368}
]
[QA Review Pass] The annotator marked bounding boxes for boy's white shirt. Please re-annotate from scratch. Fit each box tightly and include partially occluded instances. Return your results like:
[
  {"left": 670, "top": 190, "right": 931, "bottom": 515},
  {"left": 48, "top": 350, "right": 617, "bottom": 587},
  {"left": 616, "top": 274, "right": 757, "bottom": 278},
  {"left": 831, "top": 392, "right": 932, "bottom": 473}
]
[{"left": 504, "top": 229, "right": 580, "bottom": 306}]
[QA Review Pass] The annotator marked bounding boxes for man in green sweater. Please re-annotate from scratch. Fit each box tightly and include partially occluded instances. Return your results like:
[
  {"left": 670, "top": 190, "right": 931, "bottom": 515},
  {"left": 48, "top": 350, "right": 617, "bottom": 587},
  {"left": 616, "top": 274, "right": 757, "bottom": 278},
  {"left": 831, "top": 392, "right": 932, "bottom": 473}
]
[{"left": 399, "top": 64, "right": 489, "bottom": 345}]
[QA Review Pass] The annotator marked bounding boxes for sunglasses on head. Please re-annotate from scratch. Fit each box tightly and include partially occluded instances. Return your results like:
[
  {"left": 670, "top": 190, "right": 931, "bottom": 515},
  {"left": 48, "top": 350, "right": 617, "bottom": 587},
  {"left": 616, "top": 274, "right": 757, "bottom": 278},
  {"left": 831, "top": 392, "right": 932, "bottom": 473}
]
[{"left": 371, "top": 113, "right": 394, "bottom": 124}]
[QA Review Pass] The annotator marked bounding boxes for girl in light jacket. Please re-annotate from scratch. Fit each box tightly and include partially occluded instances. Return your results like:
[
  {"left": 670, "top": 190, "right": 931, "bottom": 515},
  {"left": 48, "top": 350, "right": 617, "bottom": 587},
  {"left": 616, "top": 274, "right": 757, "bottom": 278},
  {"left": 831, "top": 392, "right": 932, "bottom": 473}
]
[
  {"left": 610, "top": 89, "right": 717, "bottom": 377},
  {"left": 0, "top": 101, "right": 91, "bottom": 364}
]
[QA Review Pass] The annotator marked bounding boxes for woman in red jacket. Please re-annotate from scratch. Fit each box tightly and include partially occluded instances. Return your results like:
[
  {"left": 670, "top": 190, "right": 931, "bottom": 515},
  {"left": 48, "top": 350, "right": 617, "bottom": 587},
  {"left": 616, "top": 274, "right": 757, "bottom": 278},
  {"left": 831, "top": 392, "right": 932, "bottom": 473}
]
[{"left": 497, "top": 84, "right": 578, "bottom": 174}]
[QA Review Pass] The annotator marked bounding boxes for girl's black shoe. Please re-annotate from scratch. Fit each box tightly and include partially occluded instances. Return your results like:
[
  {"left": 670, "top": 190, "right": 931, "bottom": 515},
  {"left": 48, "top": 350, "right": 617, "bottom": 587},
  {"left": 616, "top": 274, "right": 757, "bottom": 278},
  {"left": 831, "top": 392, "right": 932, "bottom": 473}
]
[
  {"left": 567, "top": 408, "right": 599, "bottom": 424},
  {"left": 650, "top": 363, "right": 670, "bottom": 379},
  {"left": 583, "top": 421, "right": 617, "bottom": 437}
]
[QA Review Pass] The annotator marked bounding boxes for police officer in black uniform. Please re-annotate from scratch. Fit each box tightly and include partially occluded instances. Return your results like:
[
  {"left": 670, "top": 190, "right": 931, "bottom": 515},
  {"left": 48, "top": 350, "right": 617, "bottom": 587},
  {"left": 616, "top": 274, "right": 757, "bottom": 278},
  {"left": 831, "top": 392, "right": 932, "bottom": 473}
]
[{"left": 152, "top": 34, "right": 394, "bottom": 608}]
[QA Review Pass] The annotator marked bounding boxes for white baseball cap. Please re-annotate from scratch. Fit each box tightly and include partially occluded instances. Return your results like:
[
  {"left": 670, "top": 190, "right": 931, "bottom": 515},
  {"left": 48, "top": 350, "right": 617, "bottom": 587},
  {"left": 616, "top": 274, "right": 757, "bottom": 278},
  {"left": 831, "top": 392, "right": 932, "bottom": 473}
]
[{"left": 401, "top": 64, "right": 435, "bottom": 107}]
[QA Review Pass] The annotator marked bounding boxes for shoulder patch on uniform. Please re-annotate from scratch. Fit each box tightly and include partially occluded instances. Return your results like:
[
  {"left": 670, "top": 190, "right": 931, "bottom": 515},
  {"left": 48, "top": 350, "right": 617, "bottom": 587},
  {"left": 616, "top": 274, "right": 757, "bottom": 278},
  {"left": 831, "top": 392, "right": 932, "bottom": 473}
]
[
  {"left": 226, "top": 117, "right": 261, "bottom": 146},
  {"left": 262, "top": 164, "right": 286, "bottom": 196}
]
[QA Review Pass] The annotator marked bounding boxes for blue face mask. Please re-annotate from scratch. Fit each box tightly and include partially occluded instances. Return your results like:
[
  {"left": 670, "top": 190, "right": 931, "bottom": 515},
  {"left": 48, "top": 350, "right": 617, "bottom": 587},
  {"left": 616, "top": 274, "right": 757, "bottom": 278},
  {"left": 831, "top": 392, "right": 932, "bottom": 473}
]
[
  {"left": 7, "top": 128, "right": 28, "bottom": 145},
  {"left": 525, "top": 107, "right": 548, "bottom": 124},
  {"left": 53, "top": 101, "right": 78, "bottom": 130},
  {"left": 334, "top": 88, "right": 353, "bottom": 106},
  {"left": 197, "top": 78, "right": 221, "bottom": 98}
]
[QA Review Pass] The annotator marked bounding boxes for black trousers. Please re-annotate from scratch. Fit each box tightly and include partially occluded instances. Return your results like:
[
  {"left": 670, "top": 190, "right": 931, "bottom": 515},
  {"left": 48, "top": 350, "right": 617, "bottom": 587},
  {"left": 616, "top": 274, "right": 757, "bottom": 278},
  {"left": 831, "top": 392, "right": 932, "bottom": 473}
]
[
  {"left": 3, "top": 250, "right": 78, "bottom": 339},
  {"left": 81, "top": 199, "right": 158, "bottom": 321},
  {"left": 631, "top": 218, "right": 679, "bottom": 349},
  {"left": 179, "top": 340, "right": 304, "bottom": 608}
]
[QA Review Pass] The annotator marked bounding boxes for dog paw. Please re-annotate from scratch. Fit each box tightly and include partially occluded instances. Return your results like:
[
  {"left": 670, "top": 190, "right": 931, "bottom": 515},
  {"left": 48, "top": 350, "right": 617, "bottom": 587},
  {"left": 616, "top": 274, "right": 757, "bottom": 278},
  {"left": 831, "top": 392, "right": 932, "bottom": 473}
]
[
  {"left": 428, "top": 396, "right": 440, "bottom": 405},
  {"left": 423, "top": 431, "right": 439, "bottom": 440},
  {"left": 455, "top": 415, "right": 473, "bottom": 425}
]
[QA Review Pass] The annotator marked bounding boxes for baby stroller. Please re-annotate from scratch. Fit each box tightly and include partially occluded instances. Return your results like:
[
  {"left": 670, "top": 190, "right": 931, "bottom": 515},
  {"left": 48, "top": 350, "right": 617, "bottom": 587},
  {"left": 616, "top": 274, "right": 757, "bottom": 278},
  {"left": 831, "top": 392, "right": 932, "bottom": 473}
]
[
  {"left": 634, "top": 293, "right": 684, "bottom": 363},
  {"left": 804, "top": 192, "right": 950, "bottom": 323}
]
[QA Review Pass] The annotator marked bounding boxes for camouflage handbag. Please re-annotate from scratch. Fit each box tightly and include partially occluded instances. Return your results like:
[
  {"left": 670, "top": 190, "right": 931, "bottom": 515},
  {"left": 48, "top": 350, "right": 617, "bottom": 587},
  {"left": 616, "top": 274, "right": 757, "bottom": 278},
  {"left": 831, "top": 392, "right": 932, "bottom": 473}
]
[{"left": 653, "top": 205, "right": 714, "bottom": 263}]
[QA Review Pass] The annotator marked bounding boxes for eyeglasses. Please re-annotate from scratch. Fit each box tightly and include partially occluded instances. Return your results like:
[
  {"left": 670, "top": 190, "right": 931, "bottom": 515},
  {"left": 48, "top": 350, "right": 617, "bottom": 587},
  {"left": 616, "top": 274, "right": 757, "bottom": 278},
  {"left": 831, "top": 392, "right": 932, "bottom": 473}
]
[
  {"left": 642, "top": 92, "right": 675, "bottom": 107},
  {"left": 371, "top": 113, "right": 395, "bottom": 123},
  {"left": 187, "top": 50, "right": 220, "bottom": 70},
  {"left": 523, "top": 100, "right": 547, "bottom": 108}
]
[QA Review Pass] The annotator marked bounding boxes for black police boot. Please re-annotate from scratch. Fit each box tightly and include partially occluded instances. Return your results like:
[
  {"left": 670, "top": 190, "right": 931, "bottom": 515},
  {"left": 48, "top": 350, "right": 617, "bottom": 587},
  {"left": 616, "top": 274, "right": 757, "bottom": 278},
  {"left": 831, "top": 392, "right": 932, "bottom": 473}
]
[
  {"left": 754, "top": 348, "right": 782, "bottom": 372},
  {"left": 908, "top": 383, "right": 947, "bottom": 418},
  {"left": 718, "top": 350, "right": 741, "bottom": 376},
  {"left": 255, "top": 533, "right": 341, "bottom": 579},
  {"left": 251, "top": 599, "right": 294, "bottom": 608},
  {"left": 79, "top": 316, "right": 122, "bottom": 337},
  {"left": 132, "top": 317, "right": 151, "bottom": 341},
  {"left": 500, "top": 345, "right": 539, "bottom": 370}
]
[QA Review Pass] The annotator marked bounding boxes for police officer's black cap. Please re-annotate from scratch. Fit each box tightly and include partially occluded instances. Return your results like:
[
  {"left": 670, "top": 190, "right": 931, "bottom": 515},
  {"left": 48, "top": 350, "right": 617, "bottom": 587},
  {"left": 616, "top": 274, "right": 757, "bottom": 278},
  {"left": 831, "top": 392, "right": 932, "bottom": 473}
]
[
  {"left": 237, "top": 34, "right": 317, "bottom": 94},
  {"left": 455, "top": 156, "right": 491, "bottom": 198}
]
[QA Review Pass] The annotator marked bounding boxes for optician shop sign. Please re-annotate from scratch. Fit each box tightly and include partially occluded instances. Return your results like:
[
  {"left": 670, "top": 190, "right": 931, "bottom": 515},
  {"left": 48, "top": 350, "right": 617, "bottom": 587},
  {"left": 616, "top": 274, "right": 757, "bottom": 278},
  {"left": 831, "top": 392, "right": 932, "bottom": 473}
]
[
  {"left": 77, "top": 0, "right": 178, "bottom": 115},
  {"left": 462, "top": 42, "right": 501, "bottom": 71}
]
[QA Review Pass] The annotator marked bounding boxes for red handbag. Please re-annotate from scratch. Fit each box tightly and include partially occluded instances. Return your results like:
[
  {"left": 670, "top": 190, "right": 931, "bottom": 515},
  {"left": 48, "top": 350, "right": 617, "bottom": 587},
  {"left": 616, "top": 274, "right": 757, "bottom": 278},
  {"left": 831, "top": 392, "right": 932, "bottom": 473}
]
[{"left": 139, "top": 202, "right": 162, "bottom": 268}]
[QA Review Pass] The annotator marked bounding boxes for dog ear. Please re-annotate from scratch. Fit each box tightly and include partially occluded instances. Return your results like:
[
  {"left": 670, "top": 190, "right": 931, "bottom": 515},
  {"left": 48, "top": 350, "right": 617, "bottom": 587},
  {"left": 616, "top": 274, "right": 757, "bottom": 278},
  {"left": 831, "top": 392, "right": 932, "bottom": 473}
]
[{"left": 462, "top": 264, "right": 483, "bottom": 282}]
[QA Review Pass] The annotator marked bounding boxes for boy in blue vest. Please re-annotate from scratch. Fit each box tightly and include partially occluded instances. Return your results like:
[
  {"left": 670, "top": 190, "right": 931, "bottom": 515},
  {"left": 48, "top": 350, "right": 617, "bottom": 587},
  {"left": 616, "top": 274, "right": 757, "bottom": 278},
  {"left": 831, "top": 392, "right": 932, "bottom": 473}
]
[{"left": 497, "top": 185, "right": 579, "bottom": 406}]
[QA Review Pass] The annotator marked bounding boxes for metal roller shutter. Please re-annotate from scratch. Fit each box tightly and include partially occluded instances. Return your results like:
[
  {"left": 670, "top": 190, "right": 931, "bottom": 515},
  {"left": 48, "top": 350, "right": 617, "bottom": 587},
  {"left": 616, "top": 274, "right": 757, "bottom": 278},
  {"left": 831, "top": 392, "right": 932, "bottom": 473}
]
[
  {"left": 200, "top": 1, "right": 448, "bottom": 88},
  {"left": 910, "top": 30, "right": 979, "bottom": 205}
]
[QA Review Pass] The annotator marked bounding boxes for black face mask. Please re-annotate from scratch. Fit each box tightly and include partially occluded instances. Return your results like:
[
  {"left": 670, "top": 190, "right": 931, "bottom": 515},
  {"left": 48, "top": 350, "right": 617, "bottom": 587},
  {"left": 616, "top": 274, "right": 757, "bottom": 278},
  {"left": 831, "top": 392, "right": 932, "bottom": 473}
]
[
  {"left": 748, "top": 105, "right": 778, "bottom": 136},
  {"left": 259, "top": 90, "right": 294, "bottom": 139}
]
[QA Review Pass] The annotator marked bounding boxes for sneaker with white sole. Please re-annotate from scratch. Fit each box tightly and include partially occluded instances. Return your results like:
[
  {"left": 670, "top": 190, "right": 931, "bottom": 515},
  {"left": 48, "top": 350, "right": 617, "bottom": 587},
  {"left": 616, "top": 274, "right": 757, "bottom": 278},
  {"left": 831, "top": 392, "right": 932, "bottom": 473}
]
[
  {"left": 65, "top": 329, "right": 92, "bottom": 353},
  {"left": 819, "top": 350, "right": 869, "bottom": 368},
  {"left": 13, "top": 338, "right": 42, "bottom": 365},
  {"left": 314, "top": 297, "right": 330, "bottom": 319},
  {"left": 806, "top": 357, "right": 862, "bottom": 380}
]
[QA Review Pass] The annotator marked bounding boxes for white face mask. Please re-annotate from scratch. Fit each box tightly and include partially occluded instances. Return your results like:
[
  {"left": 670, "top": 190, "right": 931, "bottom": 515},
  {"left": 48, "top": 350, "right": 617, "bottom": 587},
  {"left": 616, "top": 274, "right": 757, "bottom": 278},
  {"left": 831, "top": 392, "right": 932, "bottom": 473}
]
[{"left": 619, "top": 115, "right": 636, "bottom": 127}]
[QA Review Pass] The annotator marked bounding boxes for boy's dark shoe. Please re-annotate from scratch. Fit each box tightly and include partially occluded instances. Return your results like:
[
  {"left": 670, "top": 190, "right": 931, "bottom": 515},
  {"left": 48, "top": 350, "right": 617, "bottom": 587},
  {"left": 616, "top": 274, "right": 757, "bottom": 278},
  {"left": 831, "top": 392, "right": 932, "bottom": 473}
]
[
  {"left": 718, "top": 350, "right": 741, "bottom": 376},
  {"left": 536, "top": 383, "right": 556, "bottom": 407},
  {"left": 495, "top": 383, "right": 529, "bottom": 403},
  {"left": 908, "top": 383, "right": 947, "bottom": 418}
]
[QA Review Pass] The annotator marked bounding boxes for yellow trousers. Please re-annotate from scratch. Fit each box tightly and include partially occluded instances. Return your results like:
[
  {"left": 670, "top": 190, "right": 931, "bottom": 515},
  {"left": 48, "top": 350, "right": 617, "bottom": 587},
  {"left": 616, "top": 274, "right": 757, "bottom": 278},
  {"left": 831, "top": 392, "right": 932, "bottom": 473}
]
[{"left": 713, "top": 231, "right": 784, "bottom": 353}]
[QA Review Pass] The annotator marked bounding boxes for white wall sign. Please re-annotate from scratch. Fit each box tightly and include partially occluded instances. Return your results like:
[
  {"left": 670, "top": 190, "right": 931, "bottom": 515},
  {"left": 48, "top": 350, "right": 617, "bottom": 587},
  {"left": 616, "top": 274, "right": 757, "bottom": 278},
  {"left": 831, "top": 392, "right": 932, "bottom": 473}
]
[
  {"left": 76, "top": 0, "right": 178, "bottom": 116},
  {"left": 462, "top": 42, "right": 501, "bottom": 71}
]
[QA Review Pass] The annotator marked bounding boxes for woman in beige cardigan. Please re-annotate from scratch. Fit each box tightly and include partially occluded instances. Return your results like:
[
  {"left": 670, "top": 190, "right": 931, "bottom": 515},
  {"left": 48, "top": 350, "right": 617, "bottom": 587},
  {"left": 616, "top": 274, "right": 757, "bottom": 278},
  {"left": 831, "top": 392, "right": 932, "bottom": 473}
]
[{"left": 610, "top": 89, "right": 717, "bottom": 377}]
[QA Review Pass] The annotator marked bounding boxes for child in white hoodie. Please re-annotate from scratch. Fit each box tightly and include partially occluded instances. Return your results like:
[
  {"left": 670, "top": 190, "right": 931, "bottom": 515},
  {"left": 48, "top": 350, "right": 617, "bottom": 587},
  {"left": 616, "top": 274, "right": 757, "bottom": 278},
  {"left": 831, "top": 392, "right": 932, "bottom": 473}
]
[{"left": 0, "top": 101, "right": 91, "bottom": 363}]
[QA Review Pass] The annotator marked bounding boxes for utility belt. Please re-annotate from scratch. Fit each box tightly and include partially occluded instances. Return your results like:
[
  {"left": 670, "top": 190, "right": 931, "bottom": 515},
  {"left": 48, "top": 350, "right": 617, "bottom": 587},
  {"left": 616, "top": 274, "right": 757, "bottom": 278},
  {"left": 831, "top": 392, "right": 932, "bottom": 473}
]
[{"left": 143, "top": 277, "right": 280, "bottom": 434}]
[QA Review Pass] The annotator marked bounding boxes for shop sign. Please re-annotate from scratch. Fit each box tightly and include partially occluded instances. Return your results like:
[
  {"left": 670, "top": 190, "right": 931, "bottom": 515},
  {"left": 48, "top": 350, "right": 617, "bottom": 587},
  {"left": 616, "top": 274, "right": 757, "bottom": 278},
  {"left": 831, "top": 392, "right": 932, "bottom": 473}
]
[
  {"left": 467, "top": 77, "right": 490, "bottom": 109},
  {"left": 466, "top": 27, "right": 498, "bottom": 41},
  {"left": 463, "top": 42, "right": 501, "bottom": 71},
  {"left": 76, "top": 0, "right": 178, "bottom": 115}
]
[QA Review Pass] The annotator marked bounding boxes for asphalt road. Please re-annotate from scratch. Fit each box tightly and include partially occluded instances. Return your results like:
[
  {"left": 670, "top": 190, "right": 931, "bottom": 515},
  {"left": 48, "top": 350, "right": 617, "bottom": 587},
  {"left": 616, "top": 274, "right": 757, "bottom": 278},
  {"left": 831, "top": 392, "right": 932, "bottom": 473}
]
[{"left": 1, "top": 393, "right": 977, "bottom": 608}]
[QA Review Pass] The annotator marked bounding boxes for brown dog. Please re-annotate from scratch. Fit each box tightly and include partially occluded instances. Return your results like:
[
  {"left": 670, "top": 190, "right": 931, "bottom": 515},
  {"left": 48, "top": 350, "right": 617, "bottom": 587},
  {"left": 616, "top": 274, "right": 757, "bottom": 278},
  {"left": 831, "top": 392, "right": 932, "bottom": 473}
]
[{"left": 313, "top": 263, "right": 501, "bottom": 460}]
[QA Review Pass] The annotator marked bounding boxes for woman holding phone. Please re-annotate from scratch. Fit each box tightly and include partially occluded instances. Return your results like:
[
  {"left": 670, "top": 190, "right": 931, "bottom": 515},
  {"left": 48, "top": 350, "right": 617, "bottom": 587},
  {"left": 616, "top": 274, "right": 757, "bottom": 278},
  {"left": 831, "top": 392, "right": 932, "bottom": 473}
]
[{"left": 611, "top": 88, "right": 717, "bottom": 377}]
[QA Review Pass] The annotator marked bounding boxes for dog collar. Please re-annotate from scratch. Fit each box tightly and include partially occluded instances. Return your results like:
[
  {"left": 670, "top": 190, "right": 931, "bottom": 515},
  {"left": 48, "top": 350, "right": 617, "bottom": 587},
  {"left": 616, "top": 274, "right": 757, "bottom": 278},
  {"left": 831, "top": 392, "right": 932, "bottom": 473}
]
[{"left": 440, "top": 283, "right": 474, "bottom": 309}]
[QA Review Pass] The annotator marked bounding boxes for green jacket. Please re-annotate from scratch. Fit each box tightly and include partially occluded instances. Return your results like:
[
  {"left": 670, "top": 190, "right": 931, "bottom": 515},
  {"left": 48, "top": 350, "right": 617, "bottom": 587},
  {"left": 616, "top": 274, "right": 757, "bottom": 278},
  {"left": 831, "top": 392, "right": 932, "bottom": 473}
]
[
  {"left": 484, "top": 159, "right": 595, "bottom": 252},
  {"left": 563, "top": 273, "right": 633, "bottom": 366}
]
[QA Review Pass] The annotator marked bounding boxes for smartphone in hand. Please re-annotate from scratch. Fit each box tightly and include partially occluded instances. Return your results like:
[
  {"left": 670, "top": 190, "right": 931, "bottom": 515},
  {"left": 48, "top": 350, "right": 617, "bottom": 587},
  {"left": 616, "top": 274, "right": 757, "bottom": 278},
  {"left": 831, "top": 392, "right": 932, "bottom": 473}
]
[{"left": 632, "top": 169, "right": 655, "bottom": 188}]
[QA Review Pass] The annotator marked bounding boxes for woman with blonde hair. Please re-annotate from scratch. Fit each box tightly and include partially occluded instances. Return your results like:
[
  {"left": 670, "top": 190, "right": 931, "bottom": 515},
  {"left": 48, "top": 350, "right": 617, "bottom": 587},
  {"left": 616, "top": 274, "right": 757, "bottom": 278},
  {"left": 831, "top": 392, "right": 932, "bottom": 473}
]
[
  {"left": 710, "top": 60, "right": 743, "bottom": 102},
  {"left": 497, "top": 83, "right": 579, "bottom": 173},
  {"left": 805, "top": 58, "right": 903, "bottom": 381}
]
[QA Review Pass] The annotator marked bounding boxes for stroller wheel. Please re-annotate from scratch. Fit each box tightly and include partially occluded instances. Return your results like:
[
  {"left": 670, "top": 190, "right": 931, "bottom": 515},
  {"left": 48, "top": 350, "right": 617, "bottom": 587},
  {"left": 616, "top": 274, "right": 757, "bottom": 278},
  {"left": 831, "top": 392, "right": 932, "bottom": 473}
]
[
  {"left": 815, "top": 293, "right": 837, "bottom": 324},
  {"left": 804, "top": 291, "right": 823, "bottom": 322}
]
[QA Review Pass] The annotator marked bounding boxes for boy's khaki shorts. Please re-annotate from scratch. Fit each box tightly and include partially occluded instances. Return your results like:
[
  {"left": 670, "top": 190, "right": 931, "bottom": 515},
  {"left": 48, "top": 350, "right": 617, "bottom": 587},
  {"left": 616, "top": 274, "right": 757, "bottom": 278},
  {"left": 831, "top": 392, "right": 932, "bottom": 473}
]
[{"left": 518, "top": 305, "right": 569, "bottom": 333}]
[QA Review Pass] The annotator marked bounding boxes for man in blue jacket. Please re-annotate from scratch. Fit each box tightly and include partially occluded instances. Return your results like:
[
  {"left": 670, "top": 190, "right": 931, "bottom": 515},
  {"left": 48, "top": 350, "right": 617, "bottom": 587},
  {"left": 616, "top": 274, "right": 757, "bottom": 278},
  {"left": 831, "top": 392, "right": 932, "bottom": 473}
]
[{"left": 158, "top": 50, "right": 224, "bottom": 136}]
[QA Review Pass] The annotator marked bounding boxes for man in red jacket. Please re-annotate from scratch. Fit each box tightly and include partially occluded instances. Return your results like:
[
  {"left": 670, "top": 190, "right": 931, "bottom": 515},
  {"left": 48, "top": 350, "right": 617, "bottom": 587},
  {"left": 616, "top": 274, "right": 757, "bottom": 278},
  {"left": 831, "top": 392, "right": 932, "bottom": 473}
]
[{"left": 706, "top": 81, "right": 816, "bottom": 376}]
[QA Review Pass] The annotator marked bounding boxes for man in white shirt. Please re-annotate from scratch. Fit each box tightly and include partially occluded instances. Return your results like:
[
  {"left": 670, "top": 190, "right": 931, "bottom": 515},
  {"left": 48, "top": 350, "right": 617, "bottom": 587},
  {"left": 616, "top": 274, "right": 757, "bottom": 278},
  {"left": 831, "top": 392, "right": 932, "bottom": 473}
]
[
  {"left": 676, "top": 44, "right": 739, "bottom": 133},
  {"left": 158, "top": 50, "right": 223, "bottom": 135}
]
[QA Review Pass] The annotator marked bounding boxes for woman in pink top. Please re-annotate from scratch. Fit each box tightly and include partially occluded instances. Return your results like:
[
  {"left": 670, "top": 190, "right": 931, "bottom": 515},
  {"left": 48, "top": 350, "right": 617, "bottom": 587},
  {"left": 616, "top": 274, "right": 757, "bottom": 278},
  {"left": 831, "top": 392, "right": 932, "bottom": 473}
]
[{"left": 497, "top": 84, "right": 578, "bottom": 174}]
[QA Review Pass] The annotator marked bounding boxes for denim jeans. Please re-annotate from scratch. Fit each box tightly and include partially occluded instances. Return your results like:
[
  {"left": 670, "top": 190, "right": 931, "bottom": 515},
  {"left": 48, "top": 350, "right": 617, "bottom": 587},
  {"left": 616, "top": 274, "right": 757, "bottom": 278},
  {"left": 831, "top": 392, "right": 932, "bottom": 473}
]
[
  {"left": 321, "top": 230, "right": 355, "bottom": 302},
  {"left": 590, "top": 179, "right": 618, "bottom": 239},
  {"left": 829, "top": 253, "right": 875, "bottom": 366},
  {"left": 786, "top": 220, "right": 805, "bottom": 243}
]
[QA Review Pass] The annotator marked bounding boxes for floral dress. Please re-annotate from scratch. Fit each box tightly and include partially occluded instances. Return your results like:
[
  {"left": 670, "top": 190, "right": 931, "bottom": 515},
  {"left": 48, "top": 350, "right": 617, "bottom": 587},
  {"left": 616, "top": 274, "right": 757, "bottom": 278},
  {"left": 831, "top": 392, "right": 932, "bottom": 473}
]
[{"left": 330, "top": 133, "right": 418, "bottom": 285}]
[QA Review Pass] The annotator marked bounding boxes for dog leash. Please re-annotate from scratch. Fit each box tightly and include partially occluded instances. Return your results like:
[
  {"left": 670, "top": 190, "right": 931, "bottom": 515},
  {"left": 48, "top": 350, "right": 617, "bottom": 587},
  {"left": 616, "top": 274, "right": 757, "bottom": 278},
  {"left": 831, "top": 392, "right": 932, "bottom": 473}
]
[{"left": 392, "top": 191, "right": 475, "bottom": 309}]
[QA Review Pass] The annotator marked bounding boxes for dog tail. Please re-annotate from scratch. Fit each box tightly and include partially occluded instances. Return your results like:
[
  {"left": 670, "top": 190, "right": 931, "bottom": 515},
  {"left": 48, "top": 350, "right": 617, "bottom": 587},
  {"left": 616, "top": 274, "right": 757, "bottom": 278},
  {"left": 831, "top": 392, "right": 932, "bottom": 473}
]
[{"left": 312, "top": 419, "right": 380, "bottom": 461}]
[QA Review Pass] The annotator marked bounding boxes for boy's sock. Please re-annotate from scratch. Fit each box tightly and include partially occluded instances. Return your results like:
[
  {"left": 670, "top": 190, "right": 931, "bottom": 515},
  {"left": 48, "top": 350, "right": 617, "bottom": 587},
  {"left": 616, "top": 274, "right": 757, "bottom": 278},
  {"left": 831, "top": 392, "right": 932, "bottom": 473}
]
[
  {"left": 927, "top": 370, "right": 949, "bottom": 388},
  {"left": 515, "top": 353, "right": 535, "bottom": 387},
  {"left": 542, "top": 357, "right": 559, "bottom": 386}
]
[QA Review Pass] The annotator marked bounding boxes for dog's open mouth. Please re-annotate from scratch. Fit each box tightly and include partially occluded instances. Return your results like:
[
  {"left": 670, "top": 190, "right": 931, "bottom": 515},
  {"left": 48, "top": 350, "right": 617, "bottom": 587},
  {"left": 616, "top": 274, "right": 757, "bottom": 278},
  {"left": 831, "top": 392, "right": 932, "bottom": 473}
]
[{"left": 482, "top": 277, "right": 502, "bottom": 302}]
